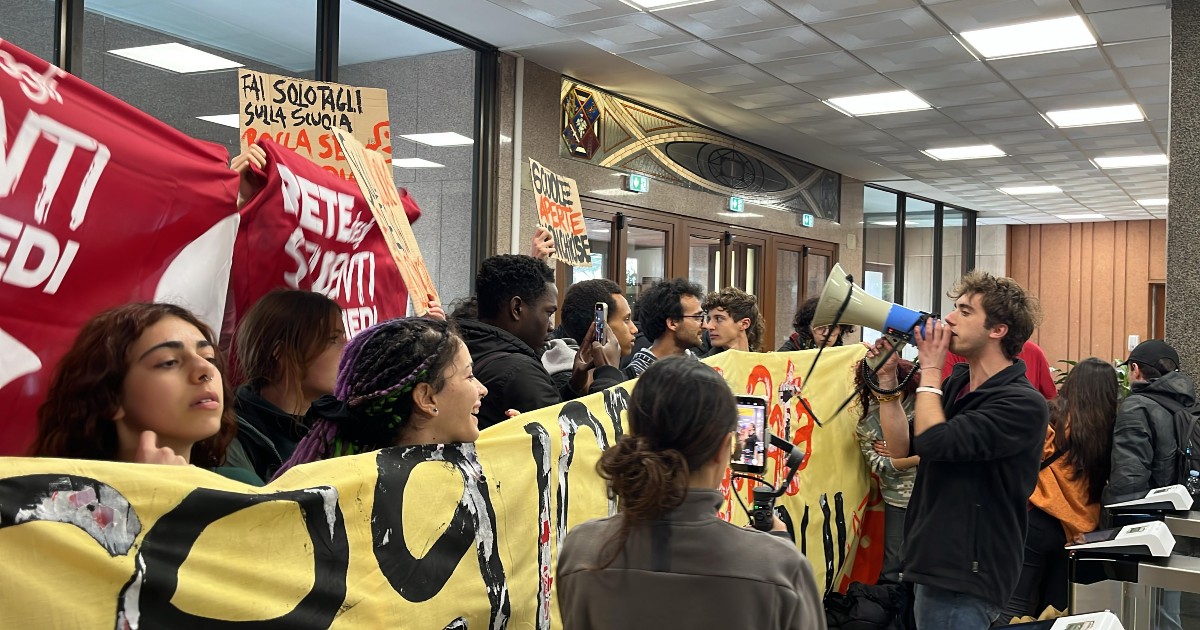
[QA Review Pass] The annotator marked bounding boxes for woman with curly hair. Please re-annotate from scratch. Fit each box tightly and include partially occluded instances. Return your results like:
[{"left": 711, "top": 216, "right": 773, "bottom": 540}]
[
  {"left": 556, "top": 356, "right": 825, "bottom": 629},
  {"left": 273, "top": 317, "right": 487, "bottom": 477},
  {"left": 30, "top": 303, "right": 241, "bottom": 478}
]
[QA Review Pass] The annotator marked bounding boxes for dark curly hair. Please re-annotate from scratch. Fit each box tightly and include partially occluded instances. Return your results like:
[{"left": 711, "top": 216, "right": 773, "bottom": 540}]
[
  {"left": 475, "top": 255, "right": 555, "bottom": 320},
  {"left": 561, "top": 279, "right": 622, "bottom": 343},
  {"left": 30, "top": 303, "right": 236, "bottom": 467},
  {"left": 948, "top": 271, "right": 1041, "bottom": 361},
  {"left": 702, "top": 287, "right": 765, "bottom": 352},
  {"left": 637, "top": 278, "right": 704, "bottom": 343},
  {"left": 790, "top": 296, "right": 855, "bottom": 349},
  {"left": 275, "top": 318, "right": 462, "bottom": 475},
  {"left": 596, "top": 356, "right": 736, "bottom": 567}
]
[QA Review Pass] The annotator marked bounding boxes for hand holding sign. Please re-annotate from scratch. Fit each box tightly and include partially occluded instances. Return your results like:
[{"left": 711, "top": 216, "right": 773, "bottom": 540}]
[{"left": 528, "top": 158, "right": 591, "bottom": 266}]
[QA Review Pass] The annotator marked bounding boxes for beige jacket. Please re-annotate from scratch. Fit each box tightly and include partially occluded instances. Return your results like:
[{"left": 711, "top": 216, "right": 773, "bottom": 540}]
[{"left": 556, "top": 489, "right": 826, "bottom": 630}]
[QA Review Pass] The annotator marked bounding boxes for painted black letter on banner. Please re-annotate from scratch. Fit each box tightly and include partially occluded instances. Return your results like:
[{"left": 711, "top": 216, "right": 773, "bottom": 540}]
[
  {"left": 525, "top": 423, "right": 553, "bottom": 630},
  {"left": 0, "top": 474, "right": 141, "bottom": 557},
  {"left": 372, "top": 443, "right": 510, "bottom": 630},
  {"left": 114, "top": 486, "right": 349, "bottom": 629}
]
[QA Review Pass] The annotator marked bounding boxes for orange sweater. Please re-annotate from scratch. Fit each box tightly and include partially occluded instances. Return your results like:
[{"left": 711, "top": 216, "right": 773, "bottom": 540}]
[{"left": 1030, "top": 425, "right": 1099, "bottom": 542}]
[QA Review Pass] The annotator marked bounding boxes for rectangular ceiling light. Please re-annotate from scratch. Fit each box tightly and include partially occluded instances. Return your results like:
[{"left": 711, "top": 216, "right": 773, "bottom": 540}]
[
  {"left": 196, "top": 114, "right": 240, "bottom": 128},
  {"left": 922, "top": 145, "right": 1006, "bottom": 161},
  {"left": 1093, "top": 154, "right": 1169, "bottom": 168},
  {"left": 998, "top": 185, "right": 1062, "bottom": 195},
  {"left": 622, "top": 0, "right": 715, "bottom": 9},
  {"left": 392, "top": 158, "right": 444, "bottom": 168},
  {"left": 960, "top": 16, "right": 1096, "bottom": 59},
  {"left": 825, "top": 90, "right": 932, "bottom": 117},
  {"left": 1138, "top": 198, "right": 1168, "bottom": 206},
  {"left": 108, "top": 43, "right": 243, "bottom": 73},
  {"left": 399, "top": 132, "right": 474, "bottom": 146},
  {"left": 1045, "top": 104, "right": 1144, "bottom": 128}
]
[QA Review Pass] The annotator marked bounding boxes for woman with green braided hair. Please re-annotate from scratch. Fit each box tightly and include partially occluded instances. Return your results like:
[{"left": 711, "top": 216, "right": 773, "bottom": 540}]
[{"left": 272, "top": 317, "right": 487, "bottom": 478}]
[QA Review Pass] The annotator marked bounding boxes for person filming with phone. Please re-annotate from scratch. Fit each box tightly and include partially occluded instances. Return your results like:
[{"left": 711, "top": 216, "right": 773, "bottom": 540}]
[
  {"left": 869, "top": 271, "right": 1048, "bottom": 629},
  {"left": 556, "top": 356, "right": 825, "bottom": 629}
]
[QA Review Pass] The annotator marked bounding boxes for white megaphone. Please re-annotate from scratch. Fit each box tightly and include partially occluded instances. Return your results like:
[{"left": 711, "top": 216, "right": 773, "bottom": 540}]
[{"left": 813, "top": 263, "right": 933, "bottom": 368}]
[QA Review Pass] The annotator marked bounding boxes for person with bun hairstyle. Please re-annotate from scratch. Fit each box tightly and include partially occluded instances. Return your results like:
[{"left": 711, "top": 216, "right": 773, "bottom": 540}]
[
  {"left": 273, "top": 317, "right": 486, "bottom": 477},
  {"left": 556, "top": 356, "right": 825, "bottom": 629},
  {"left": 30, "top": 302, "right": 245, "bottom": 481}
]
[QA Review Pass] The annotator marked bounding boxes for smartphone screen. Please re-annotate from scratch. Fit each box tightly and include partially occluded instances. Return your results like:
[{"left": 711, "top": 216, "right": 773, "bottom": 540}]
[
  {"left": 594, "top": 302, "right": 608, "bottom": 345},
  {"left": 731, "top": 395, "right": 768, "bottom": 474}
]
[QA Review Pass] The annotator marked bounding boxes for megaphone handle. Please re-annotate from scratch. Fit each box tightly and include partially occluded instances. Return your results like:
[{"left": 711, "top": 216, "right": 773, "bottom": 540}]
[{"left": 866, "top": 333, "right": 910, "bottom": 370}]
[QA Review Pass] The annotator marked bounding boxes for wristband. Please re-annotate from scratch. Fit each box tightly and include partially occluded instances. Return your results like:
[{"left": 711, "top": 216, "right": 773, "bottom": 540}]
[
  {"left": 916, "top": 386, "right": 943, "bottom": 396},
  {"left": 874, "top": 391, "right": 902, "bottom": 403}
]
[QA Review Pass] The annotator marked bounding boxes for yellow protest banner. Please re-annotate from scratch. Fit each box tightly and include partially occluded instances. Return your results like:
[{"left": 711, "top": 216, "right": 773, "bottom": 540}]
[
  {"left": 238, "top": 69, "right": 390, "bottom": 180},
  {"left": 332, "top": 127, "right": 439, "bottom": 316},
  {"left": 0, "top": 346, "right": 878, "bottom": 628},
  {"left": 529, "top": 158, "right": 591, "bottom": 266}
]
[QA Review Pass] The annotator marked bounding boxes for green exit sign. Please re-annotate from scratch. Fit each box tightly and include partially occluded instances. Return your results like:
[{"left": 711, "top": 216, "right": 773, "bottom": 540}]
[
  {"left": 729, "top": 196, "right": 745, "bottom": 212},
  {"left": 802, "top": 213, "right": 815, "bottom": 228},
  {"left": 626, "top": 173, "right": 649, "bottom": 193}
]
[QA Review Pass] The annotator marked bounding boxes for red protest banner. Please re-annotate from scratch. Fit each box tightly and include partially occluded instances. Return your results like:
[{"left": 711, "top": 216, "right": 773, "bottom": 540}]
[
  {"left": 231, "top": 138, "right": 416, "bottom": 336},
  {"left": 0, "top": 39, "right": 240, "bottom": 455}
]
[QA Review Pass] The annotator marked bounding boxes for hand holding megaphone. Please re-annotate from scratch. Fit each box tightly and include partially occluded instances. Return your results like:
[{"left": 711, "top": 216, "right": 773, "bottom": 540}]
[{"left": 911, "top": 316, "right": 952, "bottom": 373}]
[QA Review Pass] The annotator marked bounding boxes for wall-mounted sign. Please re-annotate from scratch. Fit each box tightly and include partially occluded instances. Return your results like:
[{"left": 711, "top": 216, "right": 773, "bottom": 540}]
[
  {"left": 625, "top": 173, "right": 649, "bottom": 193},
  {"left": 802, "top": 213, "right": 815, "bottom": 228},
  {"left": 729, "top": 196, "right": 745, "bottom": 213}
]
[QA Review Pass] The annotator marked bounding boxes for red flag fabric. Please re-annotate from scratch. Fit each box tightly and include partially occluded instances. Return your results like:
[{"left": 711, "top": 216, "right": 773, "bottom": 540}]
[
  {"left": 230, "top": 138, "right": 418, "bottom": 341},
  {"left": 0, "top": 40, "right": 240, "bottom": 455}
]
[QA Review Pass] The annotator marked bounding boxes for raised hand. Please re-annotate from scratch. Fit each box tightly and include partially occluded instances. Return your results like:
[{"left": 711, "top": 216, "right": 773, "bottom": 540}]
[
  {"left": 529, "top": 226, "right": 555, "bottom": 260},
  {"left": 133, "top": 431, "right": 187, "bottom": 466}
]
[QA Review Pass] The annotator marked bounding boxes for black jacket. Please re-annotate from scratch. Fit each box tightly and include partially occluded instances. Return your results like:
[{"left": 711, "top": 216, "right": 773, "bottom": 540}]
[
  {"left": 903, "top": 360, "right": 1049, "bottom": 607},
  {"left": 1102, "top": 371, "right": 1198, "bottom": 504},
  {"left": 457, "top": 318, "right": 626, "bottom": 431},
  {"left": 225, "top": 386, "right": 310, "bottom": 482}
]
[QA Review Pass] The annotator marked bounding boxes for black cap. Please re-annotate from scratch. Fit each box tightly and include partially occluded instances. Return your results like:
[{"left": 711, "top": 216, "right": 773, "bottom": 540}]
[{"left": 1122, "top": 339, "right": 1180, "bottom": 371}]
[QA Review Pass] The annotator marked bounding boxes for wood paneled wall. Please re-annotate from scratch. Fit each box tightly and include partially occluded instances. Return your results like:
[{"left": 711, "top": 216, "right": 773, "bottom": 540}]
[{"left": 1007, "top": 220, "right": 1166, "bottom": 367}]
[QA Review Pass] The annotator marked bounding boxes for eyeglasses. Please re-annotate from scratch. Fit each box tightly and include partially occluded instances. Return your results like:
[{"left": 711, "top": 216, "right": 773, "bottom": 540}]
[
  {"left": 677, "top": 313, "right": 706, "bottom": 321},
  {"left": 812, "top": 325, "right": 840, "bottom": 335}
]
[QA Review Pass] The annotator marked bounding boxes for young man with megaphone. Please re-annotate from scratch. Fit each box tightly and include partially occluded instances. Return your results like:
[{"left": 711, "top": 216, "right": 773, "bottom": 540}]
[{"left": 866, "top": 271, "right": 1049, "bottom": 629}]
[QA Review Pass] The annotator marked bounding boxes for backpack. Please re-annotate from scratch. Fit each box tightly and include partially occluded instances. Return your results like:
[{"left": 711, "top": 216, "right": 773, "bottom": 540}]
[
  {"left": 1139, "top": 392, "right": 1200, "bottom": 492},
  {"left": 824, "top": 581, "right": 910, "bottom": 630}
]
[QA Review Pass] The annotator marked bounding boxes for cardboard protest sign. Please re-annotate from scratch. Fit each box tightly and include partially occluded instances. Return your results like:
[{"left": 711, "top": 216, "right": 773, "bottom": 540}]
[
  {"left": 528, "top": 158, "right": 590, "bottom": 266},
  {"left": 238, "top": 70, "right": 390, "bottom": 180},
  {"left": 231, "top": 139, "right": 418, "bottom": 339},
  {"left": 332, "top": 128, "right": 438, "bottom": 316},
  {"left": 0, "top": 346, "right": 880, "bottom": 628},
  {"left": 0, "top": 39, "right": 239, "bottom": 456}
]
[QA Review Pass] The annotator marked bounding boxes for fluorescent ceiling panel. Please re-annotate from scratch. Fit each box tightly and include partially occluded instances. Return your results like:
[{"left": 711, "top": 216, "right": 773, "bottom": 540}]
[
  {"left": 108, "top": 43, "right": 242, "bottom": 73},
  {"left": 922, "top": 145, "right": 1007, "bottom": 161},
  {"left": 400, "top": 132, "right": 474, "bottom": 146},
  {"left": 196, "top": 114, "right": 239, "bottom": 128},
  {"left": 998, "top": 185, "right": 1062, "bottom": 195},
  {"left": 1045, "top": 104, "right": 1144, "bottom": 128},
  {"left": 825, "top": 91, "right": 932, "bottom": 117},
  {"left": 960, "top": 16, "right": 1096, "bottom": 60},
  {"left": 1137, "top": 198, "right": 1168, "bottom": 206},
  {"left": 1093, "top": 154, "right": 1169, "bottom": 168},
  {"left": 622, "top": 0, "right": 716, "bottom": 9},
  {"left": 392, "top": 158, "right": 444, "bottom": 168}
]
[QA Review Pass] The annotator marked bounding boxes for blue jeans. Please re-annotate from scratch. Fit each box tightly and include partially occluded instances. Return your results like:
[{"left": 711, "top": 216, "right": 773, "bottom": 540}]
[{"left": 913, "top": 583, "right": 1001, "bottom": 630}]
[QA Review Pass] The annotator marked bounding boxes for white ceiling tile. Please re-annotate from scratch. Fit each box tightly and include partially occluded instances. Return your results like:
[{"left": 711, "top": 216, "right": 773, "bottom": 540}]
[
  {"left": 1131, "top": 86, "right": 1170, "bottom": 106},
  {"left": 1010, "top": 69, "right": 1125, "bottom": 99},
  {"left": 758, "top": 51, "right": 873, "bottom": 83},
  {"left": 1102, "top": 38, "right": 1170, "bottom": 69},
  {"left": 1080, "top": 0, "right": 1165, "bottom": 11},
  {"left": 712, "top": 84, "right": 817, "bottom": 109},
  {"left": 853, "top": 36, "right": 976, "bottom": 73},
  {"left": 795, "top": 73, "right": 903, "bottom": 100},
  {"left": 619, "top": 41, "right": 742, "bottom": 74},
  {"left": 1029, "top": 90, "right": 1133, "bottom": 111},
  {"left": 1073, "top": 134, "right": 1162, "bottom": 152},
  {"left": 940, "top": 99, "right": 1040, "bottom": 122},
  {"left": 1005, "top": 138, "right": 1078, "bottom": 154},
  {"left": 924, "top": 0, "right": 1077, "bottom": 32},
  {"left": 559, "top": 13, "right": 693, "bottom": 53},
  {"left": 921, "top": 81, "right": 1023, "bottom": 107},
  {"left": 654, "top": 0, "right": 800, "bottom": 40},
  {"left": 707, "top": 26, "right": 840, "bottom": 64},
  {"left": 670, "top": 64, "right": 786, "bottom": 93},
  {"left": 861, "top": 108, "right": 958, "bottom": 130},
  {"left": 965, "top": 116, "right": 1053, "bottom": 134},
  {"left": 988, "top": 48, "right": 1113, "bottom": 82},
  {"left": 1087, "top": 5, "right": 1171, "bottom": 44},
  {"left": 888, "top": 61, "right": 1001, "bottom": 92},
  {"left": 1118, "top": 64, "right": 1169, "bottom": 90},
  {"left": 774, "top": 0, "right": 920, "bottom": 24},
  {"left": 808, "top": 7, "right": 950, "bottom": 50},
  {"left": 755, "top": 102, "right": 841, "bottom": 124},
  {"left": 485, "top": 0, "right": 639, "bottom": 28},
  {"left": 1059, "top": 121, "right": 1155, "bottom": 141}
]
